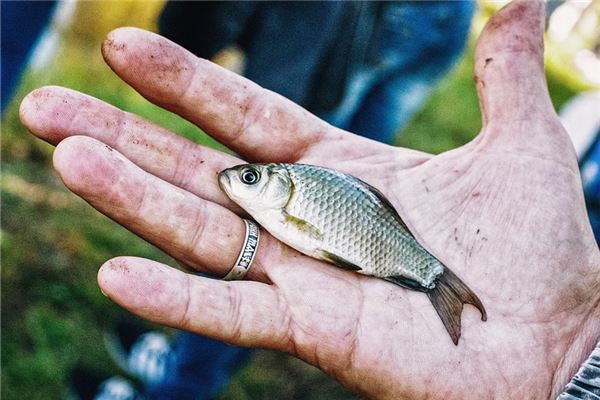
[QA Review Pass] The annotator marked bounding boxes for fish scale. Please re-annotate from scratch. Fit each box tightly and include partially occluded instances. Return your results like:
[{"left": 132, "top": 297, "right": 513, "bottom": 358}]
[{"left": 282, "top": 164, "right": 442, "bottom": 287}]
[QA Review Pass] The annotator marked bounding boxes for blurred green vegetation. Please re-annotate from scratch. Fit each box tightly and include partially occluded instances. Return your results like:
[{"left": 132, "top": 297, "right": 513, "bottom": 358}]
[
  {"left": 395, "top": 39, "right": 579, "bottom": 153},
  {"left": 1, "top": 2, "right": 591, "bottom": 399}
]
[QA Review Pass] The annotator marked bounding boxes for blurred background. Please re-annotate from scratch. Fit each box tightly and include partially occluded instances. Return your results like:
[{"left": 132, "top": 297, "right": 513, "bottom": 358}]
[{"left": 2, "top": 1, "right": 599, "bottom": 399}]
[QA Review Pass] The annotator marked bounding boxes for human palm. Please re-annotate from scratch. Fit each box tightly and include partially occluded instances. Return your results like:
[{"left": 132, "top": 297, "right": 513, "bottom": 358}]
[{"left": 20, "top": 1, "right": 599, "bottom": 399}]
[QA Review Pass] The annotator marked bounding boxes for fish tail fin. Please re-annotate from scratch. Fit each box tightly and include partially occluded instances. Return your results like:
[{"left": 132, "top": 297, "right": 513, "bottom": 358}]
[{"left": 426, "top": 268, "right": 487, "bottom": 345}]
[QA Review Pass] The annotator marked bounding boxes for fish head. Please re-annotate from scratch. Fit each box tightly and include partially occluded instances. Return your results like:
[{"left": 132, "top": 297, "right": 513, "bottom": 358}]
[{"left": 218, "top": 163, "right": 292, "bottom": 212}]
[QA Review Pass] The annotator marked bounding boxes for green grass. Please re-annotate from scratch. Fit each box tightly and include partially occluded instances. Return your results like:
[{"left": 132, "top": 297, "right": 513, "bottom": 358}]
[
  {"left": 396, "top": 47, "right": 482, "bottom": 154},
  {"left": 1, "top": 24, "right": 581, "bottom": 400}
]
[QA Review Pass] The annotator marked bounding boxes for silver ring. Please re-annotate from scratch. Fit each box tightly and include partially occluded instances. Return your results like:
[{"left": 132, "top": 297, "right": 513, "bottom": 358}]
[{"left": 223, "top": 219, "right": 260, "bottom": 280}]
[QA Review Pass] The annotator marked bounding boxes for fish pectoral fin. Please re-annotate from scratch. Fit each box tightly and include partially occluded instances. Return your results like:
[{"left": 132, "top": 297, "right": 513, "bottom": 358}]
[
  {"left": 384, "top": 275, "right": 428, "bottom": 292},
  {"left": 317, "top": 250, "right": 362, "bottom": 271},
  {"left": 283, "top": 212, "right": 323, "bottom": 241}
]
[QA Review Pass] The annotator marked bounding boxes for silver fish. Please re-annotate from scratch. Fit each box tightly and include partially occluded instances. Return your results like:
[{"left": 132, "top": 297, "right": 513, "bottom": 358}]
[{"left": 218, "top": 163, "right": 487, "bottom": 344}]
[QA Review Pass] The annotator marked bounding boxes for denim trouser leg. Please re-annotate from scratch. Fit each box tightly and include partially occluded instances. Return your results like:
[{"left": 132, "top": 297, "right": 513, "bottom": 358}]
[
  {"left": 347, "top": 74, "right": 435, "bottom": 143},
  {"left": 1, "top": 1, "right": 57, "bottom": 112},
  {"left": 581, "top": 133, "right": 600, "bottom": 244},
  {"left": 321, "top": 1, "right": 475, "bottom": 144},
  {"left": 146, "top": 332, "right": 253, "bottom": 400}
]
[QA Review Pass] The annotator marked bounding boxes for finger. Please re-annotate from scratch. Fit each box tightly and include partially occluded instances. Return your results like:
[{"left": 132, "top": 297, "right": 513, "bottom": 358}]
[
  {"left": 472, "top": 0, "right": 571, "bottom": 155},
  {"left": 101, "top": 27, "right": 365, "bottom": 162},
  {"left": 20, "top": 86, "right": 240, "bottom": 209},
  {"left": 53, "top": 135, "right": 282, "bottom": 282},
  {"left": 98, "top": 257, "right": 292, "bottom": 351}
]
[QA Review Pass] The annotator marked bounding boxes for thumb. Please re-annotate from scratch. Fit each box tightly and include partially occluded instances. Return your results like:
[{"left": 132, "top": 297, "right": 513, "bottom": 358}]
[{"left": 472, "top": 0, "right": 571, "bottom": 157}]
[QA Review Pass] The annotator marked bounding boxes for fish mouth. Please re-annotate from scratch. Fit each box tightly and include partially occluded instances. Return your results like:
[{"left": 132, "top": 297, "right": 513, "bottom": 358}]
[{"left": 217, "top": 171, "right": 231, "bottom": 194}]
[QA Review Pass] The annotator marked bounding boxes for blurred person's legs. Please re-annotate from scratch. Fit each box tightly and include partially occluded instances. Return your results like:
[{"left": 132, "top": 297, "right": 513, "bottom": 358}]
[
  {"left": 108, "top": 319, "right": 252, "bottom": 399},
  {"left": 71, "top": 324, "right": 251, "bottom": 399},
  {"left": 321, "top": 1, "right": 475, "bottom": 143},
  {"left": 346, "top": 73, "right": 437, "bottom": 144},
  {"left": 158, "top": 1, "right": 344, "bottom": 106},
  {"left": 144, "top": 332, "right": 252, "bottom": 399}
]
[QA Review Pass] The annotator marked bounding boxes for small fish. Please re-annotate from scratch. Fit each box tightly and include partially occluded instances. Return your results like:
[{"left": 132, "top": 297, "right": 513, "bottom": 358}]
[{"left": 218, "top": 163, "right": 487, "bottom": 344}]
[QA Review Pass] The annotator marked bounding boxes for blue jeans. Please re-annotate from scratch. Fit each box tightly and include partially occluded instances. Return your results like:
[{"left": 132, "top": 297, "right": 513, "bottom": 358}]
[
  {"left": 145, "top": 332, "right": 252, "bottom": 399},
  {"left": 320, "top": 1, "right": 475, "bottom": 143},
  {"left": 581, "top": 132, "right": 600, "bottom": 243}
]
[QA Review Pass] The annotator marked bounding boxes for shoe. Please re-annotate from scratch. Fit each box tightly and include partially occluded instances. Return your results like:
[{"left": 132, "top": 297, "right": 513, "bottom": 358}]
[
  {"left": 67, "top": 366, "right": 142, "bottom": 400},
  {"left": 104, "top": 319, "right": 172, "bottom": 386}
]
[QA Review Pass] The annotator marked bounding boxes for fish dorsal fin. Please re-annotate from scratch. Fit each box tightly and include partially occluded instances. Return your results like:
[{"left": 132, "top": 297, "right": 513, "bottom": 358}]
[
  {"left": 317, "top": 250, "right": 362, "bottom": 271},
  {"left": 354, "top": 177, "right": 415, "bottom": 238}
]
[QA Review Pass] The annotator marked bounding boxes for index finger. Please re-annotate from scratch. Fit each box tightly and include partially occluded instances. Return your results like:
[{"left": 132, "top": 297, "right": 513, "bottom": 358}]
[{"left": 101, "top": 27, "right": 337, "bottom": 162}]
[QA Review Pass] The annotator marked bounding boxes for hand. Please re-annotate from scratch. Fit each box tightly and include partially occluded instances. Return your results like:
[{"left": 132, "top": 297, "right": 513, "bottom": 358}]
[{"left": 20, "top": 1, "right": 599, "bottom": 398}]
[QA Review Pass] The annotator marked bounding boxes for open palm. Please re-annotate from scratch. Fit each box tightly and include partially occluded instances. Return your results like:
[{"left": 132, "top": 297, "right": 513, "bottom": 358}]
[{"left": 20, "top": 1, "right": 599, "bottom": 399}]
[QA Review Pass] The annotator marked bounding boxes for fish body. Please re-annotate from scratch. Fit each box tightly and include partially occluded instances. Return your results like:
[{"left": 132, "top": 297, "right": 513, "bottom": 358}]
[{"left": 218, "top": 163, "right": 486, "bottom": 344}]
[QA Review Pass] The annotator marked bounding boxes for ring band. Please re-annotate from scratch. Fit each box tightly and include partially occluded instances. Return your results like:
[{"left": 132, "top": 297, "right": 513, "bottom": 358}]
[{"left": 223, "top": 219, "right": 260, "bottom": 280}]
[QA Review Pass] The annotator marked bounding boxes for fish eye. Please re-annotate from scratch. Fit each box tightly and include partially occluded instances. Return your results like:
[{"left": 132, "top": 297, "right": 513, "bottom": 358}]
[{"left": 240, "top": 168, "right": 260, "bottom": 185}]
